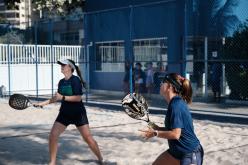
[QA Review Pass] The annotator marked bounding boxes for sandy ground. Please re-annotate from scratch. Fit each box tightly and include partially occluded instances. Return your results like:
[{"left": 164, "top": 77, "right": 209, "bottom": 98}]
[{"left": 0, "top": 98, "right": 248, "bottom": 165}]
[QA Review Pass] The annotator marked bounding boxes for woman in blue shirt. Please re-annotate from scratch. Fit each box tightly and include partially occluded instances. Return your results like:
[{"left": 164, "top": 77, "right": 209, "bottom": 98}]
[
  {"left": 36, "top": 59, "right": 103, "bottom": 165},
  {"left": 140, "top": 73, "right": 204, "bottom": 165}
]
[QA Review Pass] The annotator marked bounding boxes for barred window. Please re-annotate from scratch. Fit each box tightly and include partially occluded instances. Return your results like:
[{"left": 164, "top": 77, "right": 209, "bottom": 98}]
[
  {"left": 133, "top": 37, "right": 168, "bottom": 70},
  {"left": 95, "top": 41, "right": 125, "bottom": 72}
]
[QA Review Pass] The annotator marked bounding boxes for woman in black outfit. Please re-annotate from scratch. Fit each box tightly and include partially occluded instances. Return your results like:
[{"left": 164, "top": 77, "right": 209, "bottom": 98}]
[{"left": 36, "top": 59, "right": 103, "bottom": 165}]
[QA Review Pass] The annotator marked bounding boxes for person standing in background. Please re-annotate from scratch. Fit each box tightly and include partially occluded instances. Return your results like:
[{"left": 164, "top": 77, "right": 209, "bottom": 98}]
[
  {"left": 134, "top": 62, "right": 146, "bottom": 94},
  {"left": 210, "top": 51, "right": 222, "bottom": 102},
  {"left": 146, "top": 62, "right": 154, "bottom": 99},
  {"left": 123, "top": 61, "right": 134, "bottom": 95}
]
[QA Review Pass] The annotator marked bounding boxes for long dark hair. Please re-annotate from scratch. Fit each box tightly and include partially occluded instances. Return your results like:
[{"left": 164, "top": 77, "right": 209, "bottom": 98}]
[{"left": 67, "top": 59, "right": 86, "bottom": 89}]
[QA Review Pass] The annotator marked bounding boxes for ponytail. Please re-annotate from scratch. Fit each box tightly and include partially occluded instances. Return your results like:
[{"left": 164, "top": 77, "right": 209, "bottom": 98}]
[
  {"left": 68, "top": 59, "right": 87, "bottom": 89},
  {"left": 75, "top": 65, "right": 87, "bottom": 89},
  {"left": 166, "top": 73, "right": 193, "bottom": 104},
  {"left": 180, "top": 78, "right": 192, "bottom": 104}
]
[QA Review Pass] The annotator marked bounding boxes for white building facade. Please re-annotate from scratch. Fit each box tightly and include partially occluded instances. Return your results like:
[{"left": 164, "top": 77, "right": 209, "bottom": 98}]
[{"left": 0, "top": 0, "right": 37, "bottom": 29}]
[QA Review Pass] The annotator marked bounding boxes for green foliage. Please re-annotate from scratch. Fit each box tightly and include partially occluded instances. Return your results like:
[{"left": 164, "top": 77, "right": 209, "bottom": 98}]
[
  {"left": 0, "top": 30, "right": 24, "bottom": 44},
  {"left": 4, "top": 0, "right": 20, "bottom": 10},
  {"left": 223, "top": 20, "right": 248, "bottom": 100},
  {"left": 4, "top": 0, "right": 85, "bottom": 16},
  {"left": 196, "top": 0, "right": 240, "bottom": 36}
]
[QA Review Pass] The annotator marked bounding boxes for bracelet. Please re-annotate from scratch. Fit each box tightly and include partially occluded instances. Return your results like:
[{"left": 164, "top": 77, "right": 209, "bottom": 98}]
[
  {"left": 153, "top": 130, "right": 159, "bottom": 137},
  {"left": 62, "top": 95, "right": 65, "bottom": 101}
]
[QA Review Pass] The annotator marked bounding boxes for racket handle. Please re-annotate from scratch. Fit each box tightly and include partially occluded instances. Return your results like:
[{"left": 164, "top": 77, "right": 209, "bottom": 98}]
[
  {"left": 148, "top": 122, "right": 159, "bottom": 130},
  {"left": 33, "top": 104, "right": 43, "bottom": 108}
]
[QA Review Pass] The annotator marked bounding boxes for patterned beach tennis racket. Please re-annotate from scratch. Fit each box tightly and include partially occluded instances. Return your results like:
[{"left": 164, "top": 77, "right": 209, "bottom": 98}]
[
  {"left": 9, "top": 94, "right": 43, "bottom": 110},
  {"left": 121, "top": 93, "right": 158, "bottom": 129}
]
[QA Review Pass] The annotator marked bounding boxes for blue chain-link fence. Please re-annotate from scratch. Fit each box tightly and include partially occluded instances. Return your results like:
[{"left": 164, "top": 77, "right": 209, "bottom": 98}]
[{"left": 1, "top": 0, "right": 248, "bottom": 105}]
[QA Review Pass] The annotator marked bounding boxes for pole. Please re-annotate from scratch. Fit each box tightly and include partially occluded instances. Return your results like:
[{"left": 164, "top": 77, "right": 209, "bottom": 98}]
[
  {"left": 7, "top": 25, "right": 11, "bottom": 96},
  {"left": 204, "top": 37, "right": 208, "bottom": 98},
  {"left": 129, "top": 6, "right": 134, "bottom": 94},
  {"left": 50, "top": 19, "right": 54, "bottom": 96},
  {"left": 83, "top": 13, "right": 89, "bottom": 102},
  {"left": 182, "top": 1, "right": 187, "bottom": 76},
  {"left": 35, "top": 21, "right": 39, "bottom": 98}
]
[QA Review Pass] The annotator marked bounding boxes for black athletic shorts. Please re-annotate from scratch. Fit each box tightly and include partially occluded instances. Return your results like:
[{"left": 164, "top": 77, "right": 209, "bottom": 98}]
[{"left": 55, "top": 107, "right": 89, "bottom": 127}]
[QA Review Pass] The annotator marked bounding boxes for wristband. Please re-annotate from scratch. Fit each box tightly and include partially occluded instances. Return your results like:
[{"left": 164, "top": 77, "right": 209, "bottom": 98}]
[
  {"left": 62, "top": 95, "right": 65, "bottom": 101},
  {"left": 153, "top": 130, "right": 159, "bottom": 137}
]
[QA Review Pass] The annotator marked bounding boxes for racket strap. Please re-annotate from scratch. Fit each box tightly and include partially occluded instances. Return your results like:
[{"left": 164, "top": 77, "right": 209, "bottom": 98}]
[{"left": 148, "top": 122, "right": 159, "bottom": 130}]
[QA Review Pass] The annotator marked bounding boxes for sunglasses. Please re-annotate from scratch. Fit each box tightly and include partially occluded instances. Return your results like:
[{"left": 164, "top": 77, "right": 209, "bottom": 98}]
[
  {"left": 162, "top": 75, "right": 182, "bottom": 92},
  {"left": 160, "top": 80, "right": 168, "bottom": 86}
]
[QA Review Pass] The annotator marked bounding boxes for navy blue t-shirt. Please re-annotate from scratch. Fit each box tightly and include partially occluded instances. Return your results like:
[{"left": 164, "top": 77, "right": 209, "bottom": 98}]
[
  {"left": 58, "top": 75, "right": 85, "bottom": 116},
  {"left": 165, "top": 96, "right": 200, "bottom": 159}
]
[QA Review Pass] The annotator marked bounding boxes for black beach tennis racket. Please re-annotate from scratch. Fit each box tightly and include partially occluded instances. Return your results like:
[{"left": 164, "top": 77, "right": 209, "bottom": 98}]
[
  {"left": 121, "top": 93, "right": 158, "bottom": 129},
  {"left": 9, "top": 94, "right": 43, "bottom": 110}
]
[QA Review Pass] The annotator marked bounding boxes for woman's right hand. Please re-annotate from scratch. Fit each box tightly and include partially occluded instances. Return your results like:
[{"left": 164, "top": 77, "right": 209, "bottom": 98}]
[
  {"left": 55, "top": 92, "right": 63, "bottom": 101},
  {"left": 32, "top": 102, "right": 44, "bottom": 108},
  {"left": 33, "top": 95, "right": 58, "bottom": 107}
]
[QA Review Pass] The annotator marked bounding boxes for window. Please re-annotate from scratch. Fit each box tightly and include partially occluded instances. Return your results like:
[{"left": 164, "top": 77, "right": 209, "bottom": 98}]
[
  {"left": 0, "top": 5, "right": 6, "bottom": 10},
  {"left": 5, "top": 13, "right": 16, "bottom": 18},
  {"left": 133, "top": 38, "right": 168, "bottom": 70},
  {"left": 95, "top": 41, "right": 125, "bottom": 72},
  {"left": 60, "top": 32, "right": 79, "bottom": 45}
]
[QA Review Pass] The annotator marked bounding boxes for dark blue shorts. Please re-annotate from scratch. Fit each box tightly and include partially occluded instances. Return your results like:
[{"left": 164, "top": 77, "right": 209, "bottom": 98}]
[{"left": 180, "top": 144, "right": 204, "bottom": 165}]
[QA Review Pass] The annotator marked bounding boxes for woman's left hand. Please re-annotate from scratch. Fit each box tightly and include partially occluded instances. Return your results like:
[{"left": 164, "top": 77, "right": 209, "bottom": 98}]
[{"left": 139, "top": 127, "right": 156, "bottom": 140}]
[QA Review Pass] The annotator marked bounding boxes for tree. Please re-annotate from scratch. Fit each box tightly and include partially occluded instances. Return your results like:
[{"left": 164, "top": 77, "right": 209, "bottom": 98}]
[
  {"left": 189, "top": 0, "right": 241, "bottom": 94},
  {"left": 3, "top": 0, "right": 20, "bottom": 10},
  {"left": 4, "top": 0, "right": 85, "bottom": 17},
  {"left": 223, "top": 20, "right": 248, "bottom": 100},
  {"left": 0, "top": 30, "right": 24, "bottom": 44},
  {"left": 194, "top": 0, "right": 240, "bottom": 37}
]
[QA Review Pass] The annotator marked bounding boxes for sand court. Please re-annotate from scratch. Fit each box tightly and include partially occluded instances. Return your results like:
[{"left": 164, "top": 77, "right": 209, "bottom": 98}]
[{"left": 1, "top": 99, "right": 248, "bottom": 165}]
